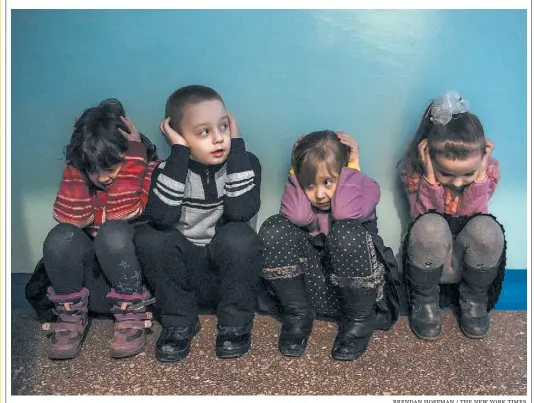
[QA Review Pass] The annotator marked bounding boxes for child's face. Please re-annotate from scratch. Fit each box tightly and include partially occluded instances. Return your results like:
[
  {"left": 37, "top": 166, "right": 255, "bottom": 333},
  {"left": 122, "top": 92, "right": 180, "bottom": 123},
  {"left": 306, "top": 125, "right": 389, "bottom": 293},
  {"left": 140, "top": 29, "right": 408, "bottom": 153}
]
[
  {"left": 432, "top": 152, "right": 482, "bottom": 191},
  {"left": 303, "top": 163, "right": 339, "bottom": 210},
  {"left": 87, "top": 162, "right": 123, "bottom": 190},
  {"left": 179, "top": 100, "right": 231, "bottom": 165}
]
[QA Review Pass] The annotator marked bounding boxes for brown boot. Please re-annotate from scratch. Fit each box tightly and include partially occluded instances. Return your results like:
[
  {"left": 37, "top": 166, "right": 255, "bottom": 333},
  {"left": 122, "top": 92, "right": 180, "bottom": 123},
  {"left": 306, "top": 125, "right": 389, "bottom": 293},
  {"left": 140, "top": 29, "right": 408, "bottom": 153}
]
[
  {"left": 106, "top": 288, "right": 155, "bottom": 358},
  {"left": 42, "top": 287, "right": 89, "bottom": 360}
]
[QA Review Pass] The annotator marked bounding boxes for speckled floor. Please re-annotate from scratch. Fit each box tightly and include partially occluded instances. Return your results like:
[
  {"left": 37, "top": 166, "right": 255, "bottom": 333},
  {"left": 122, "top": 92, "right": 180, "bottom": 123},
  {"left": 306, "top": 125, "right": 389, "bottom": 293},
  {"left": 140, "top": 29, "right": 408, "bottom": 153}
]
[{"left": 11, "top": 309, "right": 527, "bottom": 395}]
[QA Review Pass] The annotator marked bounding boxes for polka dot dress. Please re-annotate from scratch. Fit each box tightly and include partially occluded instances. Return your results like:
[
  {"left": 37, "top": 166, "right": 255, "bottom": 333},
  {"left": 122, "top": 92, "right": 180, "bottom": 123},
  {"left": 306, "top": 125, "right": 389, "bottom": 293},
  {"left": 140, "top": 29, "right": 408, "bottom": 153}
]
[{"left": 259, "top": 214, "right": 381, "bottom": 319}]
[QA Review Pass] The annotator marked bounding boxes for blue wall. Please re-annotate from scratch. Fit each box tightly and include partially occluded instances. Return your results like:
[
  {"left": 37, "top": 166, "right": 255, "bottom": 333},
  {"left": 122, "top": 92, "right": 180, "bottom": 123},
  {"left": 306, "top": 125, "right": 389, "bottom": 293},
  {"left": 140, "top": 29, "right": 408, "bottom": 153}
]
[{"left": 11, "top": 10, "right": 527, "bottom": 273}]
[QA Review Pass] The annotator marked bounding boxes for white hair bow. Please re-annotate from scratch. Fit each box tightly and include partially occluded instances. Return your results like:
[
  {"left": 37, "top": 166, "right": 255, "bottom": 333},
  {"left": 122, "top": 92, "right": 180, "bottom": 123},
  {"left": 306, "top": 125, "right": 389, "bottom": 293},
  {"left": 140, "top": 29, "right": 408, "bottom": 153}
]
[{"left": 430, "top": 91, "right": 469, "bottom": 125}]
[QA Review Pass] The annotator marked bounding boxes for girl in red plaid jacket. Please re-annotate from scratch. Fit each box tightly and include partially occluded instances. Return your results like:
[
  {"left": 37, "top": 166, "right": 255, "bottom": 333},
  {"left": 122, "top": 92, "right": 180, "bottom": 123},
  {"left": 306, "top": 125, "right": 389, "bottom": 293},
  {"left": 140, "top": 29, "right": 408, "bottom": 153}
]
[{"left": 25, "top": 99, "right": 160, "bottom": 360}]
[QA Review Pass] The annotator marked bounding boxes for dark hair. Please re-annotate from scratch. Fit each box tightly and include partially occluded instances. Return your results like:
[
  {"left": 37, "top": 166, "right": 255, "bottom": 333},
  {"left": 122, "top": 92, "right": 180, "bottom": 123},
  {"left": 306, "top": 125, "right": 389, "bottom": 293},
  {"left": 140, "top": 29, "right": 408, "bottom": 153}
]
[
  {"left": 65, "top": 103, "right": 129, "bottom": 174},
  {"left": 98, "top": 98, "right": 126, "bottom": 118},
  {"left": 97, "top": 98, "right": 159, "bottom": 162},
  {"left": 293, "top": 130, "right": 350, "bottom": 188},
  {"left": 402, "top": 100, "right": 485, "bottom": 174},
  {"left": 165, "top": 85, "right": 224, "bottom": 132}
]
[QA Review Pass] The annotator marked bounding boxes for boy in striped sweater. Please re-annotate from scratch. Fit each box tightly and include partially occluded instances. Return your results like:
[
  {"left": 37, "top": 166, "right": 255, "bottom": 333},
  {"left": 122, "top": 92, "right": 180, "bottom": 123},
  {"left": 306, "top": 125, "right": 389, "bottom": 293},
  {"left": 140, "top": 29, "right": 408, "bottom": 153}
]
[
  {"left": 135, "top": 85, "right": 262, "bottom": 362},
  {"left": 26, "top": 99, "right": 159, "bottom": 360}
]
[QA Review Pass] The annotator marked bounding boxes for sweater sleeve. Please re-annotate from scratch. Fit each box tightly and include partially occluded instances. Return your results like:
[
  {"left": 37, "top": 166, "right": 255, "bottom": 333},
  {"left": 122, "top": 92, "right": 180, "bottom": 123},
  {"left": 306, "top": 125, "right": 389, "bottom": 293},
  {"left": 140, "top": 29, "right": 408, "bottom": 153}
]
[
  {"left": 52, "top": 165, "right": 94, "bottom": 228},
  {"left": 280, "top": 173, "right": 318, "bottom": 230},
  {"left": 105, "top": 141, "right": 150, "bottom": 221},
  {"left": 460, "top": 157, "right": 500, "bottom": 215},
  {"left": 400, "top": 162, "right": 445, "bottom": 220},
  {"left": 142, "top": 144, "right": 190, "bottom": 230},
  {"left": 331, "top": 167, "right": 380, "bottom": 221},
  {"left": 223, "top": 139, "right": 262, "bottom": 222}
]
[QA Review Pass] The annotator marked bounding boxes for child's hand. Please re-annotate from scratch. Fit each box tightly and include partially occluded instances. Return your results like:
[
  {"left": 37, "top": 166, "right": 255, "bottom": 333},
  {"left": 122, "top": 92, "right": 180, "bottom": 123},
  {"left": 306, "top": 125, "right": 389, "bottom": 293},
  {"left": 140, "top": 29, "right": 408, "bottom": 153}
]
[
  {"left": 228, "top": 113, "right": 241, "bottom": 139},
  {"left": 291, "top": 135, "right": 306, "bottom": 169},
  {"left": 336, "top": 131, "right": 360, "bottom": 167},
  {"left": 160, "top": 117, "right": 189, "bottom": 147},
  {"left": 475, "top": 139, "right": 495, "bottom": 183},
  {"left": 418, "top": 138, "right": 437, "bottom": 184},
  {"left": 118, "top": 116, "right": 141, "bottom": 142}
]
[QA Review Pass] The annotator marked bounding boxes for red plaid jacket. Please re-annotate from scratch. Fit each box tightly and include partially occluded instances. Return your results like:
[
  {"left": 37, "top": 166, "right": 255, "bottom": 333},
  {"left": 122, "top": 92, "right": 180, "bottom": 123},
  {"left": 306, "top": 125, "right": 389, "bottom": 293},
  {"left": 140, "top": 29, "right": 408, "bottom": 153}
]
[{"left": 52, "top": 141, "right": 159, "bottom": 236}]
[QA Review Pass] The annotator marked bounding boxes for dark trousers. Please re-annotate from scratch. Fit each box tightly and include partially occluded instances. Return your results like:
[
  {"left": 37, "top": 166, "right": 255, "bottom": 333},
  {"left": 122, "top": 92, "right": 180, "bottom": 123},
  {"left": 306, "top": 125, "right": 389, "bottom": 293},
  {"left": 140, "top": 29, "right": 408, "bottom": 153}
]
[
  {"left": 42, "top": 220, "right": 144, "bottom": 313},
  {"left": 135, "top": 222, "right": 263, "bottom": 328}
]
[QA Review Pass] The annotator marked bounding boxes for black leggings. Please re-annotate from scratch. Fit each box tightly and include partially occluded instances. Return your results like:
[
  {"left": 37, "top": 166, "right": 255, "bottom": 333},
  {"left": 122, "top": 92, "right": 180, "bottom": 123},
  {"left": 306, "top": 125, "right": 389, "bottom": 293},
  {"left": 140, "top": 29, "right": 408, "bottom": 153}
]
[
  {"left": 259, "top": 214, "right": 385, "bottom": 318},
  {"left": 42, "top": 221, "right": 144, "bottom": 307}
]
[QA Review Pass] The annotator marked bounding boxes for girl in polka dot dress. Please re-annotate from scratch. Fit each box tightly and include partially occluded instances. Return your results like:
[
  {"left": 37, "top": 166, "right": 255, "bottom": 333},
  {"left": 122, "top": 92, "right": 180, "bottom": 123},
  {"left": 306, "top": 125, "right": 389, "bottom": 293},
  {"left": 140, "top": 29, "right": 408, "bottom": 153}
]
[
  {"left": 399, "top": 92, "right": 505, "bottom": 341},
  {"left": 258, "top": 130, "right": 400, "bottom": 361}
]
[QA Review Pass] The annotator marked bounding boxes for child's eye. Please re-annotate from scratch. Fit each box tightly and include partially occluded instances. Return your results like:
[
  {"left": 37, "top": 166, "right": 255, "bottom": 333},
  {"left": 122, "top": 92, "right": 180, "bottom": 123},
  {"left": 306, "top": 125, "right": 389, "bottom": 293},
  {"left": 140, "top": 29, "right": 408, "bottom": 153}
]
[
  {"left": 324, "top": 179, "right": 333, "bottom": 186},
  {"left": 306, "top": 184, "right": 315, "bottom": 190},
  {"left": 106, "top": 165, "right": 120, "bottom": 173},
  {"left": 220, "top": 123, "right": 229, "bottom": 131},
  {"left": 199, "top": 129, "right": 209, "bottom": 136}
]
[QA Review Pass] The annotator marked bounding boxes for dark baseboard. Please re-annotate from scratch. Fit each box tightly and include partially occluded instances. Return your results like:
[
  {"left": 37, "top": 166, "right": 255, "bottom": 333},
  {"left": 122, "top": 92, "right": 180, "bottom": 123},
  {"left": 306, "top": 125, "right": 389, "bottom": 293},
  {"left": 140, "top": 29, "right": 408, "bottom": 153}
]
[{"left": 11, "top": 269, "right": 527, "bottom": 312}]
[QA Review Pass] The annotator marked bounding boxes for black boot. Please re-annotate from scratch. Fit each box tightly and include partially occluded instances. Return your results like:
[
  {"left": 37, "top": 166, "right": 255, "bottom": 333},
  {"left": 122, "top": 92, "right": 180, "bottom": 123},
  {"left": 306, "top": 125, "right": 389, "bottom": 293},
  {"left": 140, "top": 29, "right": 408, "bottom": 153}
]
[
  {"left": 331, "top": 286, "right": 377, "bottom": 361},
  {"left": 268, "top": 276, "right": 314, "bottom": 357},
  {"left": 459, "top": 264, "right": 499, "bottom": 339},
  {"left": 156, "top": 319, "right": 201, "bottom": 363},
  {"left": 406, "top": 262, "right": 443, "bottom": 341},
  {"left": 215, "top": 322, "right": 253, "bottom": 358}
]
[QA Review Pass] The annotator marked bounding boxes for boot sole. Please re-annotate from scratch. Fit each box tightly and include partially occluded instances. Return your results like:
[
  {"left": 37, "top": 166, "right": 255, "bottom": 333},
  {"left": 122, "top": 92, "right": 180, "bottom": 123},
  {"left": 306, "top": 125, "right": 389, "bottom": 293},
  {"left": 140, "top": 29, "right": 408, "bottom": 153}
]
[
  {"left": 216, "top": 342, "right": 251, "bottom": 359},
  {"left": 459, "top": 325, "right": 488, "bottom": 339},
  {"left": 49, "top": 347, "right": 82, "bottom": 360},
  {"left": 156, "top": 348, "right": 190, "bottom": 363},
  {"left": 279, "top": 348, "right": 306, "bottom": 357},
  {"left": 109, "top": 344, "right": 145, "bottom": 359},
  {"left": 410, "top": 327, "right": 442, "bottom": 341},
  {"left": 409, "top": 319, "right": 442, "bottom": 341},
  {"left": 332, "top": 352, "right": 364, "bottom": 361},
  {"left": 278, "top": 339, "right": 309, "bottom": 357}
]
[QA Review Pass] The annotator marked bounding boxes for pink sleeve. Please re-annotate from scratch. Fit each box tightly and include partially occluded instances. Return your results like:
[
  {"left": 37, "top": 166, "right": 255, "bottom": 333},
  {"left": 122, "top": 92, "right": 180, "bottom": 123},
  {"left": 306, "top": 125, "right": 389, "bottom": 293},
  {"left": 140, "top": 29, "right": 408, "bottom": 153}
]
[
  {"left": 280, "top": 174, "right": 318, "bottom": 229},
  {"left": 460, "top": 157, "right": 500, "bottom": 215},
  {"left": 401, "top": 169, "right": 445, "bottom": 221},
  {"left": 331, "top": 168, "right": 380, "bottom": 221}
]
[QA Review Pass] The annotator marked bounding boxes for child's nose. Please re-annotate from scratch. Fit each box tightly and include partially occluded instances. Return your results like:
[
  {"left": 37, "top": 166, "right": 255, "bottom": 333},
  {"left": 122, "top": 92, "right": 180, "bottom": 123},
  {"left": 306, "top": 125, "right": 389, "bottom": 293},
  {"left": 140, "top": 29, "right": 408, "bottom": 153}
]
[
  {"left": 98, "top": 174, "right": 109, "bottom": 183},
  {"left": 213, "top": 131, "right": 224, "bottom": 143},
  {"left": 452, "top": 178, "right": 463, "bottom": 187}
]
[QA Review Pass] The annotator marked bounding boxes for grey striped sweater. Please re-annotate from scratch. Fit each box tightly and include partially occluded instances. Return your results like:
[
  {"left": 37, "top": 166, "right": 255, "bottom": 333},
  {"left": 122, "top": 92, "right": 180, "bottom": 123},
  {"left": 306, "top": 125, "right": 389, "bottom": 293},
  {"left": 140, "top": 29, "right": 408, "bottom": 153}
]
[{"left": 143, "top": 138, "right": 261, "bottom": 246}]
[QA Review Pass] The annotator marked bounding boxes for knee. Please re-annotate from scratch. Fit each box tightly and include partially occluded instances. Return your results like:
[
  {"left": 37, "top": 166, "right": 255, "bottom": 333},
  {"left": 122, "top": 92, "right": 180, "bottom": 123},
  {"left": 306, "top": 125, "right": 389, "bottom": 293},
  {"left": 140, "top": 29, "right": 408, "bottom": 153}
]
[
  {"left": 328, "top": 219, "right": 368, "bottom": 252},
  {"left": 43, "top": 223, "right": 88, "bottom": 257},
  {"left": 464, "top": 215, "right": 504, "bottom": 251},
  {"left": 462, "top": 215, "right": 505, "bottom": 266},
  {"left": 94, "top": 220, "right": 133, "bottom": 255},
  {"left": 258, "top": 214, "right": 294, "bottom": 243},
  {"left": 407, "top": 213, "right": 451, "bottom": 257},
  {"left": 328, "top": 220, "right": 376, "bottom": 278},
  {"left": 133, "top": 224, "right": 165, "bottom": 256},
  {"left": 217, "top": 222, "right": 261, "bottom": 252}
]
